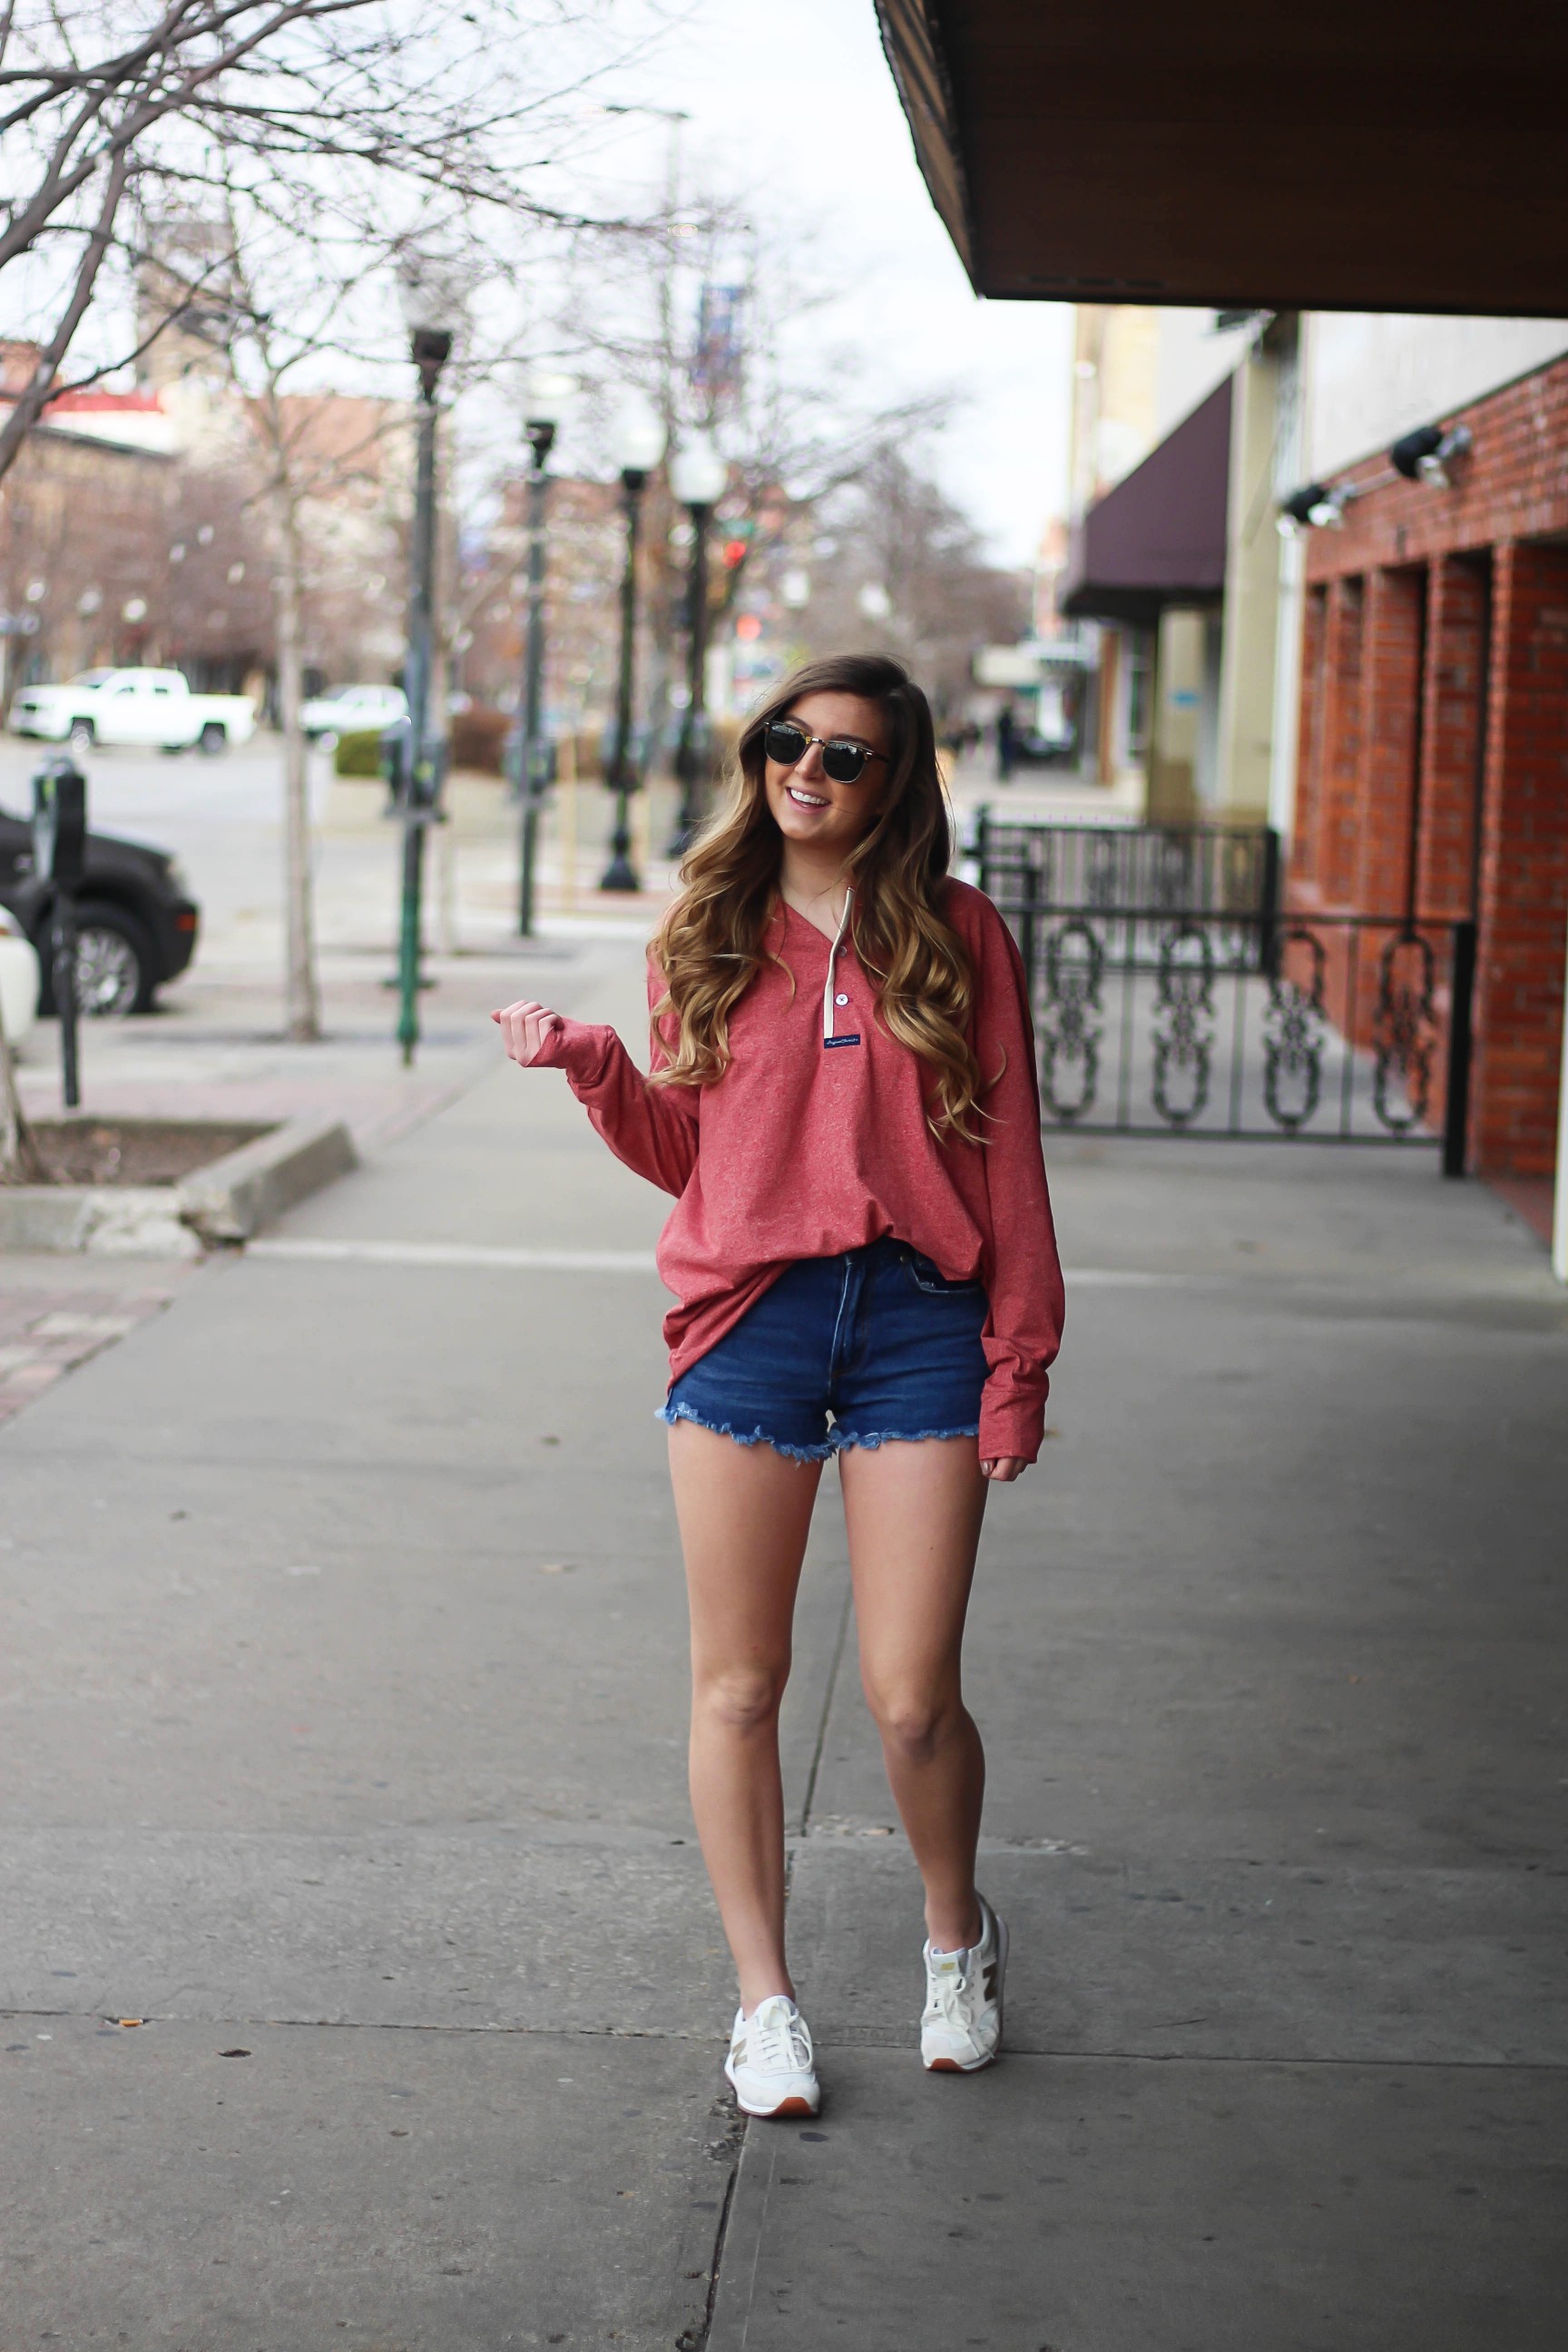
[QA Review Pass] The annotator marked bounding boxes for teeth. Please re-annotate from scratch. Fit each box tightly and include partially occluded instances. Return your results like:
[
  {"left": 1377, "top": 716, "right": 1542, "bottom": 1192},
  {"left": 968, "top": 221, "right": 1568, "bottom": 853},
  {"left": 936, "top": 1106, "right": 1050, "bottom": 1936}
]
[{"left": 788, "top": 787, "right": 828, "bottom": 807}]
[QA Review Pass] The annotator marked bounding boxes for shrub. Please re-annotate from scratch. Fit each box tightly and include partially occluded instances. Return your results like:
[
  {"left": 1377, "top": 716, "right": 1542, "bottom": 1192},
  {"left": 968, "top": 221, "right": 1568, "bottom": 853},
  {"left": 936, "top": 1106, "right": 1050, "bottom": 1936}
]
[{"left": 334, "top": 728, "right": 386, "bottom": 778}]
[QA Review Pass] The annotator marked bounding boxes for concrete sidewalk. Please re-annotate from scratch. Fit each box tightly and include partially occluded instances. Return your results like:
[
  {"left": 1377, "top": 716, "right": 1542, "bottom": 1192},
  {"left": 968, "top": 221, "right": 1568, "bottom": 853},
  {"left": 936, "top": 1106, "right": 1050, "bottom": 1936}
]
[{"left": 2, "top": 926, "right": 1566, "bottom": 2349}]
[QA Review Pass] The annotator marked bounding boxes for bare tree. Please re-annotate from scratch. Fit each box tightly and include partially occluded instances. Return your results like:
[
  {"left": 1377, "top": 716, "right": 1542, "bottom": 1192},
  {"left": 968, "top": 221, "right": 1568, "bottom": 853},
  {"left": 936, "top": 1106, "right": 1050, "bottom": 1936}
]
[
  {"left": 0, "top": 1, "right": 663, "bottom": 1038},
  {"left": 539, "top": 191, "right": 959, "bottom": 762},
  {"left": 797, "top": 445, "right": 1030, "bottom": 718},
  {"left": 0, "top": 0, "right": 631, "bottom": 490},
  {"left": 0, "top": 1, "right": 380, "bottom": 486}
]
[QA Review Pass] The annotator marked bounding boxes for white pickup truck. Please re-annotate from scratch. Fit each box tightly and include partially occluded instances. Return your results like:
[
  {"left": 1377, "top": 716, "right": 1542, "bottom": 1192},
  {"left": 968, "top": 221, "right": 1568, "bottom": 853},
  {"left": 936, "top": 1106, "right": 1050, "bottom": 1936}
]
[{"left": 8, "top": 668, "right": 257, "bottom": 755}]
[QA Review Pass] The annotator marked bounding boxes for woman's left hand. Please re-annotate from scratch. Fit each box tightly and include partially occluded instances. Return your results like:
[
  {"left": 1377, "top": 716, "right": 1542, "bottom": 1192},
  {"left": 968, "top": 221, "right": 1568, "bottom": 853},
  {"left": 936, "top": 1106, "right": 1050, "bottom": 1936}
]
[{"left": 980, "top": 1455, "right": 1028, "bottom": 1484}]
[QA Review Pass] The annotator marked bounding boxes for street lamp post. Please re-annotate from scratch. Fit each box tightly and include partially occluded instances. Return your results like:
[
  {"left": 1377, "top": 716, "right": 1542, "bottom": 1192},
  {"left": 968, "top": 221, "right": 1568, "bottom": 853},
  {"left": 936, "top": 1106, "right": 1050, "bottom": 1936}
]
[
  {"left": 601, "top": 407, "right": 667, "bottom": 894},
  {"left": 516, "top": 375, "right": 571, "bottom": 936},
  {"left": 394, "top": 258, "right": 457, "bottom": 1066},
  {"left": 666, "top": 432, "right": 728, "bottom": 855}
]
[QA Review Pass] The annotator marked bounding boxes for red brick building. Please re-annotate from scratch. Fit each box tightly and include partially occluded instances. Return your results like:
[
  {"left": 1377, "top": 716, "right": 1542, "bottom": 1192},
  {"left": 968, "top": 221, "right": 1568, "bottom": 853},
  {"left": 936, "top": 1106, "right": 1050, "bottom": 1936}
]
[{"left": 1289, "top": 353, "right": 1568, "bottom": 1188}]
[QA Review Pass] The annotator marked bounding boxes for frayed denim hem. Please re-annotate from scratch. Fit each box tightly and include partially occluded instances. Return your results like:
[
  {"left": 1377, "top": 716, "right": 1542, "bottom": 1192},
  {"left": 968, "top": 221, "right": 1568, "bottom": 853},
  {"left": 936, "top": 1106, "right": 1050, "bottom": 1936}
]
[
  {"left": 833, "top": 1424, "right": 981, "bottom": 1451},
  {"left": 655, "top": 1399, "right": 835, "bottom": 1463},
  {"left": 656, "top": 1400, "right": 981, "bottom": 1461}
]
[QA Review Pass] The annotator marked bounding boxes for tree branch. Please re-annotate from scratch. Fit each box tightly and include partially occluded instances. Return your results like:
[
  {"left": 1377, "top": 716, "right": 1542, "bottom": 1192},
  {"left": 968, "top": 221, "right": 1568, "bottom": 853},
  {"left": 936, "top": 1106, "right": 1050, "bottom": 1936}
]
[{"left": 0, "top": 134, "right": 129, "bottom": 487}]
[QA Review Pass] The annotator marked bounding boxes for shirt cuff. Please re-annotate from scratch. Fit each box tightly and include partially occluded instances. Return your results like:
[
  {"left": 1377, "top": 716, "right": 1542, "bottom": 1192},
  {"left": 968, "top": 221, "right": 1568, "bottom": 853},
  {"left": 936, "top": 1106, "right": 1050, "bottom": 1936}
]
[
  {"left": 531, "top": 1017, "right": 617, "bottom": 1088},
  {"left": 976, "top": 1387, "right": 1045, "bottom": 1465}
]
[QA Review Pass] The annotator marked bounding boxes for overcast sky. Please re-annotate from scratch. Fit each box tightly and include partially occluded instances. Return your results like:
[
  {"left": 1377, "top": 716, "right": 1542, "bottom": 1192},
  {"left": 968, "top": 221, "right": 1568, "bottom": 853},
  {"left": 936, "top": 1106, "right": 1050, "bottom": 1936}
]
[{"left": 595, "top": 0, "right": 1074, "bottom": 569}]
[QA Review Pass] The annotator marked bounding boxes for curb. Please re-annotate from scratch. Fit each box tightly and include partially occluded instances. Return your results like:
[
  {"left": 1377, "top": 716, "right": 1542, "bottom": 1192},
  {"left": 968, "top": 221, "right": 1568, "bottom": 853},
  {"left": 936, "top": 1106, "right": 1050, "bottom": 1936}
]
[
  {"left": 179, "top": 1116, "right": 357, "bottom": 1245},
  {"left": 0, "top": 1117, "right": 357, "bottom": 1257}
]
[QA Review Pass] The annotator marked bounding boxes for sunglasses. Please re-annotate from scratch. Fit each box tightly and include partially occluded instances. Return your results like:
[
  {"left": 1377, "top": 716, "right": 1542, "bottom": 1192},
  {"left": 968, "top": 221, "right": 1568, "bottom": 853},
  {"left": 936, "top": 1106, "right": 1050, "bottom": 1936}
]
[{"left": 762, "top": 720, "right": 889, "bottom": 786}]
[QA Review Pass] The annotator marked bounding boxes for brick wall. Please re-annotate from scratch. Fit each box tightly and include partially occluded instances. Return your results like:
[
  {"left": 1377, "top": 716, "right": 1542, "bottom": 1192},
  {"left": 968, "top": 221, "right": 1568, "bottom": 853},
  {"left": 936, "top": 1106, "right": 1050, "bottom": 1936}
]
[
  {"left": 1416, "top": 555, "right": 1490, "bottom": 923},
  {"left": 1303, "top": 356, "right": 1568, "bottom": 583},
  {"left": 1357, "top": 566, "right": 1425, "bottom": 917},
  {"left": 1315, "top": 577, "right": 1365, "bottom": 908},
  {"left": 1293, "top": 585, "right": 1327, "bottom": 887},
  {"left": 1470, "top": 539, "right": 1568, "bottom": 1177},
  {"left": 1289, "top": 354, "right": 1568, "bottom": 1179}
]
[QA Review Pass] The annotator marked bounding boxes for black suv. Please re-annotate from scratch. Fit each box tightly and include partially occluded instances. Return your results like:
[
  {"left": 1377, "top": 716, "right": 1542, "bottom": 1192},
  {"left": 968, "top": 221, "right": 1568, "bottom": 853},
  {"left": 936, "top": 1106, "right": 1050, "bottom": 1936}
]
[{"left": 0, "top": 801, "right": 201, "bottom": 1015}]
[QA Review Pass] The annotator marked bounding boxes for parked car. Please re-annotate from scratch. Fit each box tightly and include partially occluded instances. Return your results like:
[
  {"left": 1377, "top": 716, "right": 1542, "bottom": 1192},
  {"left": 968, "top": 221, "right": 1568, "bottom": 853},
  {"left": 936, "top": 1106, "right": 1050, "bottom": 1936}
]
[
  {"left": 0, "top": 801, "right": 200, "bottom": 1016},
  {"left": 8, "top": 668, "right": 256, "bottom": 755},
  {"left": 0, "top": 905, "right": 39, "bottom": 1044},
  {"left": 300, "top": 681, "right": 407, "bottom": 742}
]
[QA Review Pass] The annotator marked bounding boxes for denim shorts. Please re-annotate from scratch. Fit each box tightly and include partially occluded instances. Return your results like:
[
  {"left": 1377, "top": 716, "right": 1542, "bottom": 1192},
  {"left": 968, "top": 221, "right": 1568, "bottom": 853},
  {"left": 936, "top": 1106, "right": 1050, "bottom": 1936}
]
[{"left": 658, "top": 1237, "right": 989, "bottom": 1462}]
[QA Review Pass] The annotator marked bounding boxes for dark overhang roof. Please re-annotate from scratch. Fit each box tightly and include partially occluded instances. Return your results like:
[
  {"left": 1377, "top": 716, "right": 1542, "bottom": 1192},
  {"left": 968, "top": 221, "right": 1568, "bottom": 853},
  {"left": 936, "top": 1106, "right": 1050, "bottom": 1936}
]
[
  {"left": 1062, "top": 378, "right": 1231, "bottom": 627},
  {"left": 875, "top": 1, "right": 1568, "bottom": 317}
]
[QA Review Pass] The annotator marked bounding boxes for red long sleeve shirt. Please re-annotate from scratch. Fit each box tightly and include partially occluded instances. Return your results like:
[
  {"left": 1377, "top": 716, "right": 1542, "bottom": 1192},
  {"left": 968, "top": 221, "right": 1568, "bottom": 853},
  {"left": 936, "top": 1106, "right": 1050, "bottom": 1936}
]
[{"left": 534, "top": 879, "right": 1065, "bottom": 1462}]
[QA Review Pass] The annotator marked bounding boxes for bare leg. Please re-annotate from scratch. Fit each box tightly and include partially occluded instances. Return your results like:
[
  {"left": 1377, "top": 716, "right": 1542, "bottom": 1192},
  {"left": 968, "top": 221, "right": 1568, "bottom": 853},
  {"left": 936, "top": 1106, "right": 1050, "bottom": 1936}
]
[
  {"left": 838, "top": 1438, "right": 989, "bottom": 1954},
  {"left": 668, "top": 1421, "right": 822, "bottom": 2013}
]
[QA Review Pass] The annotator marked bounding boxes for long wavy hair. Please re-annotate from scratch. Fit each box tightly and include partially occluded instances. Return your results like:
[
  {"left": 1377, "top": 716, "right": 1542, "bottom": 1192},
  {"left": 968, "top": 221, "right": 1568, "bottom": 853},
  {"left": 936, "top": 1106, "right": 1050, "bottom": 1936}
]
[{"left": 651, "top": 652, "right": 989, "bottom": 1140}]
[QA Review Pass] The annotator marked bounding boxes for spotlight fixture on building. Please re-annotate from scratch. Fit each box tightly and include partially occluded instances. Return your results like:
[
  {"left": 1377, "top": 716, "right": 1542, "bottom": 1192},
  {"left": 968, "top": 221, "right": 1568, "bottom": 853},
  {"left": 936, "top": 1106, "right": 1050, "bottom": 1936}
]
[
  {"left": 1278, "top": 483, "right": 1355, "bottom": 534},
  {"left": 1389, "top": 423, "right": 1473, "bottom": 489},
  {"left": 1211, "top": 307, "right": 1272, "bottom": 335}
]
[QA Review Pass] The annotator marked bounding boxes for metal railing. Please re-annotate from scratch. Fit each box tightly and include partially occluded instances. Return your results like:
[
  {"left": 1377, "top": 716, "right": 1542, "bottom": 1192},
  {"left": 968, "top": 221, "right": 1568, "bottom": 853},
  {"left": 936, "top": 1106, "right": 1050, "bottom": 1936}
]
[
  {"left": 975, "top": 809, "right": 1281, "bottom": 927},
  {"left": 985, "top": 884, "right": 1474, "bottom": 1167}
]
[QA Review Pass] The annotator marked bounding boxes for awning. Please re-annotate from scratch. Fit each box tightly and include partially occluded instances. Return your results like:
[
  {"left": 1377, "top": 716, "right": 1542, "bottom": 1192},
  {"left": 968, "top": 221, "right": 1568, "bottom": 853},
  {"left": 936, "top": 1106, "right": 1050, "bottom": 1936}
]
[
  {"left": 1062, "top": 379, "right": 1230, "bottom": 627},
  {"left": 875, "top": 1, "right": 1568, "bottom": 317}
]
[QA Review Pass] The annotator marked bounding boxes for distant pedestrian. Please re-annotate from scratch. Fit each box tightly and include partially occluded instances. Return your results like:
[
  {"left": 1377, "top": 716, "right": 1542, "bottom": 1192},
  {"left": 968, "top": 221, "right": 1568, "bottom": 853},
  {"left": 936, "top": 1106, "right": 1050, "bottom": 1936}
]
[
  {"left": 995, "top": 702, "right": 1016, "bottom": 781},
  {"left": 495, "top": 653, "right": 1064, "bottom": 2119}
]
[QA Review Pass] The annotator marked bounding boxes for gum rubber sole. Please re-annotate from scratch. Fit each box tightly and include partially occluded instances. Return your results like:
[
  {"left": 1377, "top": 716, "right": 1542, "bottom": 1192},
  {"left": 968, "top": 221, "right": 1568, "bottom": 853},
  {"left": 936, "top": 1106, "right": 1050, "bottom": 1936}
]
[{"left": 737, "top": 2092, "right": 818, "bottom": 2119}]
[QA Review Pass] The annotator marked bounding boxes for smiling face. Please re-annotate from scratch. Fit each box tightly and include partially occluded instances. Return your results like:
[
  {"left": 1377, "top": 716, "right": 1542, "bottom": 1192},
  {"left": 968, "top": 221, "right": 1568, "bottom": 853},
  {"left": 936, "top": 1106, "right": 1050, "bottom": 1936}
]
[{"left": 761, "top": 690, "right": 892, "bottom": 861}]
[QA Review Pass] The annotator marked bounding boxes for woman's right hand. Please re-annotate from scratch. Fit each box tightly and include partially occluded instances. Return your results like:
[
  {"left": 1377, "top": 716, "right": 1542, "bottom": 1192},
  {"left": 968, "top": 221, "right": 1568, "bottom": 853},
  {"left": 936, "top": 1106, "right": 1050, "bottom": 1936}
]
[{"left": 492, "top": 998, "right": 564, "bottom": 1067}]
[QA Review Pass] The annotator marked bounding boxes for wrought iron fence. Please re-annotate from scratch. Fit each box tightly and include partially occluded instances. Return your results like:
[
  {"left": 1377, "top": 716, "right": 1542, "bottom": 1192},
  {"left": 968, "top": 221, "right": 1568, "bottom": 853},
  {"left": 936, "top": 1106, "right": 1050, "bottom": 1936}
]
[
  {"left": 987, "top": 886, "right": 1476, "bottom": 1160},
  {"left": 975, "top": 809, "right": 1281, "bottom": 926}
]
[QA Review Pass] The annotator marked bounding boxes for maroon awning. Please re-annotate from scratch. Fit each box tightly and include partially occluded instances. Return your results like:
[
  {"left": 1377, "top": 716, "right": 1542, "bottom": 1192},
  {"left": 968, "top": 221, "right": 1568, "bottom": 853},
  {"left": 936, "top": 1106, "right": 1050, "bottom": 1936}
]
[
  {"left": 1062, "top": 378, "right": 1231, "bottom": 626},
  {"left": 875, "top": 0, "right": 1568, "bottom": 317}
]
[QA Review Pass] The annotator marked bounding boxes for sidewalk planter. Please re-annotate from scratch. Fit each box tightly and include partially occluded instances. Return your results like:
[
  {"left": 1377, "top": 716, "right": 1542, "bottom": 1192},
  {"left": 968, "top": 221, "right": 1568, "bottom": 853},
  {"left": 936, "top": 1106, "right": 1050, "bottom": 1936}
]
[{"left": 0, "top": 1115, "right": 356, "bottom": 1257}]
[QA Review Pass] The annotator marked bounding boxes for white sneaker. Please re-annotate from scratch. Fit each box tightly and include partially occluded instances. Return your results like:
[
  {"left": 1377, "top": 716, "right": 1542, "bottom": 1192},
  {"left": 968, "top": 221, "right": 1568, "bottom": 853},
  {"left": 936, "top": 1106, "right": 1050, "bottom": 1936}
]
[
  {"left": 724, "top": 1994, "right": 821, "bottom": 2119},
  {"left": 920, "top": 1894, "right": 1007, "bottom": 2073}
]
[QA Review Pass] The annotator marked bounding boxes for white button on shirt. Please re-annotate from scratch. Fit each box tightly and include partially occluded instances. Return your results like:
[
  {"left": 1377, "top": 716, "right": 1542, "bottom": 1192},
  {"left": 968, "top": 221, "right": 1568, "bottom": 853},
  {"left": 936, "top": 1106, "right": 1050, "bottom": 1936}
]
[{"left": 835, "top": 992, "right": 849, "bottom": 1005}]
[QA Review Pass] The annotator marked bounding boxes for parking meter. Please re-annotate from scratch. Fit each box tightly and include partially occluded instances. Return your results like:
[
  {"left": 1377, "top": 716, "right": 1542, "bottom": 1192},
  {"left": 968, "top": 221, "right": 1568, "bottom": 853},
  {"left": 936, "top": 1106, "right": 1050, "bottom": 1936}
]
[
  {"left": 419, "top": 731, "right": 449, "bottom": 814},
  {"left": 380, "top": 714, "right": 411, "bottom": 814},
  {"left": 34, "top": 753, "right": 85, "bottom": 887},
  {"left": 33, "top": 754, "right": 86, "bottom": 1108}
]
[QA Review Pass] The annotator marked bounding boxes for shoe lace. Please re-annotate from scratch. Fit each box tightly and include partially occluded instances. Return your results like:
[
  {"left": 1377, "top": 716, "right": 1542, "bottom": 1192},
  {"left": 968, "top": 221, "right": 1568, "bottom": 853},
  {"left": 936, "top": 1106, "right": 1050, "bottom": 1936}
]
[
  {"left": 750, "top": 2003, "right": 810, "bottom": 2073},
  {"left": 926, "top": 1955, "right": 974, "bottom": 2029}
]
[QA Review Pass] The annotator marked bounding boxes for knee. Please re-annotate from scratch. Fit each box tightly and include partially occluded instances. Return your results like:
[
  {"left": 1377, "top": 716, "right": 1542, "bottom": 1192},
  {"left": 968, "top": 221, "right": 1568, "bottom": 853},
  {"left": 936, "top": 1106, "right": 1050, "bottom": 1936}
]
[
  {"left": 695, "top": 1661, "right": 789, "bottom": 1737},
  {"left": 865, "top": 1684, "right": 959, "bottom": 1763}
]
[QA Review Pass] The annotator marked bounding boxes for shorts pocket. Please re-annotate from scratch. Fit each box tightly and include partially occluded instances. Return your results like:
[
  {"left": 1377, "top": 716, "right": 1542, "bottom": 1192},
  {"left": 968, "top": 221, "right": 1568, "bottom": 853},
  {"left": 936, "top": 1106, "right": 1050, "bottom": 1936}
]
[{"left": 902, "top": 1249, "right": 984, "bottom": 1298}]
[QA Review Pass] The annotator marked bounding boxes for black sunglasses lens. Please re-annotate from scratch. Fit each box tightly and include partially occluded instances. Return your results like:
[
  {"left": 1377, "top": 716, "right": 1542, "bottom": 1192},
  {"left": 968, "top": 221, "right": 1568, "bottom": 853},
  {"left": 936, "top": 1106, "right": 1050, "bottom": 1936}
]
[
  {"left": 764, "top": 722, "right": 808, "bottom": 765},
  {"left": 820, "top": 741, "right": 869, "bottom": 783}
]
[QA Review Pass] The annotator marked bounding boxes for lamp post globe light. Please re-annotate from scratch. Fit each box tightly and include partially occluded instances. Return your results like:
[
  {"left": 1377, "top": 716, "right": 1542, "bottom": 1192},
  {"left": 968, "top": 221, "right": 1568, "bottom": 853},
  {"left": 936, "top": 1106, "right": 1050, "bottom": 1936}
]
[
  {"left": 601, "top": 401, "right": 667, "bottom": 894},
  {"left": 516, "top": 371, "right": 573, "bottom": 937},
  {"left": 393, "top": 252, "right": 461, "bottom": 1065},
  {"left": 666, "top": 430, "right": 728, "bottom": 855}
]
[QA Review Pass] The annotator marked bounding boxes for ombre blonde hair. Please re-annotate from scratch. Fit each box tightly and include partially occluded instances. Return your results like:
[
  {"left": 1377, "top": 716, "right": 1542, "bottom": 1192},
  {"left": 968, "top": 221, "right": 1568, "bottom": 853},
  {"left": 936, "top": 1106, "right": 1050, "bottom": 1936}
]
[{"left": 651, "top": 653, "right": 990, "bottom": 1141}]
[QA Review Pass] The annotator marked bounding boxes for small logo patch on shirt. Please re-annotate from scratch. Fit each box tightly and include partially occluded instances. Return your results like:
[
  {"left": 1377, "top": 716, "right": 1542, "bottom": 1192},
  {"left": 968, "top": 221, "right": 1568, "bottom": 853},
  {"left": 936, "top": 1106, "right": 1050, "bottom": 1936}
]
[{"left": 823, "top": 1034, "right": 861, "bottom": 1050}]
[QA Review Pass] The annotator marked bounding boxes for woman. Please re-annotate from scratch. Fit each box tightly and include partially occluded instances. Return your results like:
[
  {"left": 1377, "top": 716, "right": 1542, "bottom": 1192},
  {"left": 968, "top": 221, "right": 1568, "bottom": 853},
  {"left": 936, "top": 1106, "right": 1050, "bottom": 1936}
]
[{"left": 494, "top": 653, "right": 1063, "bottom": 2119}]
